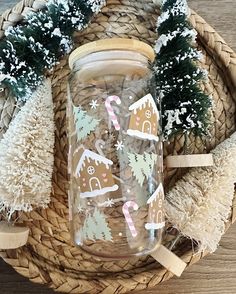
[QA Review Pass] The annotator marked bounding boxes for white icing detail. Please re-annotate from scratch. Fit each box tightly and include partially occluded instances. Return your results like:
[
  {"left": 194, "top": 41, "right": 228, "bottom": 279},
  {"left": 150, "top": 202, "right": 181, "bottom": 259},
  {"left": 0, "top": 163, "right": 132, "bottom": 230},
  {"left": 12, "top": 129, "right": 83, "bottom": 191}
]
[
  {"left": 142, "top": 120, "right": 152, "bottom": 133},
  {"left": 76, "top": 149, "right": 113, "bottom": 176},
  {"left": 87, "top": 166, "right": 95, "bottom": 175},
  {"left": 89, "top": 177, "right": 101, "bottom": 191},
  {"left": 127, "top": 129, "right": 159, "bottom": 142},
  {"left": 147, "top": 183, "right": 164, "bottom": 204},
  {"left": 145, "top": 109, "right": 152, "bottom": 118},
  {"left": 145, "top": 222, "right": 165, "bottom": 230},
  {"left": 80, "top": 184, "right": 119, "bottom": 198},
  {"left": 158, "top": 210, "right": 163, "bottom": 221},
  {"left": 129, "top": 94, "right": 159, "bottom": 119}
]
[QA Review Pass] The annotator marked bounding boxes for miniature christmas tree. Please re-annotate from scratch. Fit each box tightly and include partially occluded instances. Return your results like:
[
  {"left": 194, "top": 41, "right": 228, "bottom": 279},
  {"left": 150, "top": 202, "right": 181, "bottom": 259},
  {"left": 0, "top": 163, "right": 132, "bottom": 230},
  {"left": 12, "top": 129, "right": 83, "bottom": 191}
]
[
  {"left": 166, "top": 131, "right": 236, "bottom": 252},
  {"left": 128, "top": 152, "right": 157, "bottom": 186},
  {"left": 0, "top": 0, "right": 106, "bottom": 100},
  {"left": 73, "top": 105, "right": 100, "bottom": 141},
  {"left": 0, "top": 79, "right": 54, "bottom": 218},
  {"left": 155, "top": 0, "right": 212, "bottom": 139}
]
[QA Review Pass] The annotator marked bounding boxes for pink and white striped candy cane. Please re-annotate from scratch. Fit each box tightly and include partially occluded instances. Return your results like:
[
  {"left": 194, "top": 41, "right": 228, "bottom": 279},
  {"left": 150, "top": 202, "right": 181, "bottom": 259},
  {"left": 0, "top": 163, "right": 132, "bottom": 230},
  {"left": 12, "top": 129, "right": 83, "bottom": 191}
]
[
  {"left": 105, "top": 95, "right": 121, "bottom": 130},
  {"left": 122, "top": 201, "right": 139, "bottom": 237}
]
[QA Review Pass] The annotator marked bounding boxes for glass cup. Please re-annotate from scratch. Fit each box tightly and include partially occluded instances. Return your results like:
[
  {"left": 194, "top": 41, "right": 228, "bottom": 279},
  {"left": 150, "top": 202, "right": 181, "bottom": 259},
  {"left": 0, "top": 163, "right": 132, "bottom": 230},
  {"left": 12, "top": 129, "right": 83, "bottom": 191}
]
[{"left": 67, "top": 38, "right": 164, "bottom": 259}]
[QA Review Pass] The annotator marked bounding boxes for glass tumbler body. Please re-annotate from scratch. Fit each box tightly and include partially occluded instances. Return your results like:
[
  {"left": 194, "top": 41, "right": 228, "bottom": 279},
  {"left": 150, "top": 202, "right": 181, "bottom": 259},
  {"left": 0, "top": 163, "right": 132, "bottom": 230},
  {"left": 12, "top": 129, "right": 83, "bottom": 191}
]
[{"left": 67, "top": 39, "right": 164, "bottom": 259}]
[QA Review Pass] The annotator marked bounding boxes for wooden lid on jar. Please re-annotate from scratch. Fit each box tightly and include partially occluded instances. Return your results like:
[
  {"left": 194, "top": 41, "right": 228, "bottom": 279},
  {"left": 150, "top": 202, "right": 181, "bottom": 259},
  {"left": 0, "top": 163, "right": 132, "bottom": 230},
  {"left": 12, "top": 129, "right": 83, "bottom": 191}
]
[{"left": 69, "top": 38, "right": 155, "bottom": 69}]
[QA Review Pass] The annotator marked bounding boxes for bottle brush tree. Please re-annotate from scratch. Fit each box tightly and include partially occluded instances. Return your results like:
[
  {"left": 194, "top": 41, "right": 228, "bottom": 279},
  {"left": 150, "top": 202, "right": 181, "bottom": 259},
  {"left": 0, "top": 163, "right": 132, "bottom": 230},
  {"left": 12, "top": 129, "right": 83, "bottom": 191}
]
[
  {"left": 154, "top": 0, "right": 212, "bottom": 139},
  {"left": 0, "top": 79, "right": 54, "bottom": 218}
]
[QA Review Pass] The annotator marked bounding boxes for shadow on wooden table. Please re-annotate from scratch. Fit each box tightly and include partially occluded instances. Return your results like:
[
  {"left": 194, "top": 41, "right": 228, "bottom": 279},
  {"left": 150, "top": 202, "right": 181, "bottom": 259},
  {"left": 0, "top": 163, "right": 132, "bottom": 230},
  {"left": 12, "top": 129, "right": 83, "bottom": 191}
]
[{"left": 0, "top": 259, "right": 56, "bottom": 294}]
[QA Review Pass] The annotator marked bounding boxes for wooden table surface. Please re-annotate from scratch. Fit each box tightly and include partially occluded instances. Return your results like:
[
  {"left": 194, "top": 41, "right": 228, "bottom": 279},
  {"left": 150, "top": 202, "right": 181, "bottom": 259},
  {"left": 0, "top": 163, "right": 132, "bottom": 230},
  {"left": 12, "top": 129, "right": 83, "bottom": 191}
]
[{"left": 0, "top": 0, "right": 236, "bottom": 293}]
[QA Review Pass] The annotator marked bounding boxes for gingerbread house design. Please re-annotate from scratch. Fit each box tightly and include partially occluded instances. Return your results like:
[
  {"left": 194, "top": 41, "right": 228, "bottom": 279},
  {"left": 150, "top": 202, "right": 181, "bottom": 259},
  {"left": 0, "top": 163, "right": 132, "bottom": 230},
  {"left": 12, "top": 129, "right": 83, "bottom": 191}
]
[
  {"left": 127, "top": 94, "right": 159, "bottom": 142},
  {"left": 75, "top": 149, "right": 118, "bottom": 198},
  {"left": 145, "top": 183, "right": 165, "bottom": 230}
]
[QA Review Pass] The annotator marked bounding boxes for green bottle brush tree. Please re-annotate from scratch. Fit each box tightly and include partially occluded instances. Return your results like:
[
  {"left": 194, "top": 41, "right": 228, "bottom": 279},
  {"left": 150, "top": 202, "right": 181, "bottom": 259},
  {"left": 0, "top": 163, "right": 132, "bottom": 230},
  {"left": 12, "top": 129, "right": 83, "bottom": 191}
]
[{"left": 154, "top": 0, "right": 213, "bottom": 167}]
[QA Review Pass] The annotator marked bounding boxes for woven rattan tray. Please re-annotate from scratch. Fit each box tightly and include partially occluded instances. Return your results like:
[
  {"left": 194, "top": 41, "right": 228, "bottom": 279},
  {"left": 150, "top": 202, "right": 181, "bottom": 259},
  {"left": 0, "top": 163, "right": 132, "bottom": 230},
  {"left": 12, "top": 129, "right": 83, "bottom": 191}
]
[{"left": 1, "top": 0, "right": 236, "bottom": 293}]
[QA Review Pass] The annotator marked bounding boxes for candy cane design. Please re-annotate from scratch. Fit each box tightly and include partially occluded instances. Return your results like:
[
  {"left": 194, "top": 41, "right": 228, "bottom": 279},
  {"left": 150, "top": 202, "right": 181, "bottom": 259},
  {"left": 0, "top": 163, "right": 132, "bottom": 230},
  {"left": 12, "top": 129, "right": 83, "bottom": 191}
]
[
  {"left": 95, "top": 139, "right": 106, "bottom": 156},
  {"left": 122, "top": 201, "right": 139, "bottom": 237},
  {"left": 105, "top": 95, "right": 121, "bottom": 130}
]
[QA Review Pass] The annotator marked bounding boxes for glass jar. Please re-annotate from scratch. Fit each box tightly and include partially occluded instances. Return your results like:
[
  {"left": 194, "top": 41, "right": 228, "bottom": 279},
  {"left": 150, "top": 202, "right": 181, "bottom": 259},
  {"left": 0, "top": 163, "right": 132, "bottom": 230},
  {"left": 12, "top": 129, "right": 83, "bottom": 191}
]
[{"left": 67, "top": 38, "right": 164, "bottom": 259}]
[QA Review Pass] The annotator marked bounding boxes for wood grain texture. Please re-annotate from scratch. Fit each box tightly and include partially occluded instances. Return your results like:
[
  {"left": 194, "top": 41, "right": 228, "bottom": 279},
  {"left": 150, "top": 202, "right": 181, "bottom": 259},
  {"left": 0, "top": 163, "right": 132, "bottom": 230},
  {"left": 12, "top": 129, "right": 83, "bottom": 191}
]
[
  {"left": 137, "top": 223, "right": 236, "bottom": 294},
  {"left": 0, "top": 0, "right": 236, "bottom": 293}
]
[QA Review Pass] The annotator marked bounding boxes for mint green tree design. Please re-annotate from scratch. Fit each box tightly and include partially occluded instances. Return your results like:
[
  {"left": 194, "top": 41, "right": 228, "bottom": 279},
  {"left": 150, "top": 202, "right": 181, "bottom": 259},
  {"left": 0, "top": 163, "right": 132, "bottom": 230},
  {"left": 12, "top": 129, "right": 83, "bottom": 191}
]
[
  {"left": 128, "top": 152, "right": 158, "bottom": 186},
  {"left": 73, "top": 105, "right": 100, "bottom": 141},
  {"left": 85, "top": 214, "right": 96, "bottom": 241},
  {"left": 80, "top": 208, "right": 113, "bottom": 242},
  {"left": 93, "top": 208, "right": 113, "bottom": 241}
]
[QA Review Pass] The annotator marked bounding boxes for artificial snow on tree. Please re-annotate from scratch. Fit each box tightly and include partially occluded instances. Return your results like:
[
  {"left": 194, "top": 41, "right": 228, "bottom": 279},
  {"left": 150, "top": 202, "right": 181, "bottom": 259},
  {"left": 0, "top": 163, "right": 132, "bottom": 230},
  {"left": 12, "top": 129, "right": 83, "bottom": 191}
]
[
  {"left": 73, "top": 105, "right": 100, "bottom": 141},
  {"left": 155, "top": 0, "right": 212, "bottom": 139},
  {"left": 0, "top": 0, "right": 106, "bottom": 100},
  {"left": 128, "top": 152, "right": 157, "bottom": 186},
  {"left": 166, "top": 131, "right": 236, "bottom": 252},
  {"left": 0, "top": 79, "right": 54, "bottom": 218},
  {"left": 80, "top": 208, "right": 113, "bottom": 242}
]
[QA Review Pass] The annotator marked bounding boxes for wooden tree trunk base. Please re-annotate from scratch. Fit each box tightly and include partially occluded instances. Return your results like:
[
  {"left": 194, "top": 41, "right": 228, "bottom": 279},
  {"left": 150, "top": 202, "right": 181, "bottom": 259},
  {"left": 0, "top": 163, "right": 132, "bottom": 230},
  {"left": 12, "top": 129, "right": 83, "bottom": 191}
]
[
  {"left": 166, "top": 154, "right": 214, "bottom": 168},
  {"left": 0, "top": 221, "right": 29, "bottom": 249}
]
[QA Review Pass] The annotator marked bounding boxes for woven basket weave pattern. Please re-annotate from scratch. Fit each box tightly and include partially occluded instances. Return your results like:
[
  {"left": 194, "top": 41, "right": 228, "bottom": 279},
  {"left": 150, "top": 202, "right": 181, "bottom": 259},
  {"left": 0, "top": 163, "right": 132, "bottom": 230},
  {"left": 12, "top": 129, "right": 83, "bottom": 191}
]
[{"left": 0, "top": 0, "right": 236, "bottom": 293}]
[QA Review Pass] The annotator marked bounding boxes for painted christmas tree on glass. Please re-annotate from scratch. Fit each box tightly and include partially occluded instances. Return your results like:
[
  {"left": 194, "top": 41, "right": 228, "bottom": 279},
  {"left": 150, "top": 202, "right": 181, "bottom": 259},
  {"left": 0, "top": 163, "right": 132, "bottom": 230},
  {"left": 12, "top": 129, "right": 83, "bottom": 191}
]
[
  {"left": 73, "top": 105, "right": 100, "bottom": 141},
  {"left": 80, "top": 208, "right": 113, "bottom": 242},
  {"left": 155, "top": 0, "right": 212, "bottom": 139},
  {"left": 128, "top": 152, "right": 157, "bottom": 186}
]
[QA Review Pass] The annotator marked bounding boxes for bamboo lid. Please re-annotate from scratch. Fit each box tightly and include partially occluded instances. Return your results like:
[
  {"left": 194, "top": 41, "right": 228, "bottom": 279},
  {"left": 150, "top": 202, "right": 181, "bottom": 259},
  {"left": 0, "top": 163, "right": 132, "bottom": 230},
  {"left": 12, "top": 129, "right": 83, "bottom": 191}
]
[{"left": 69, "top": 38, "right": 155, "bottom": 69}]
